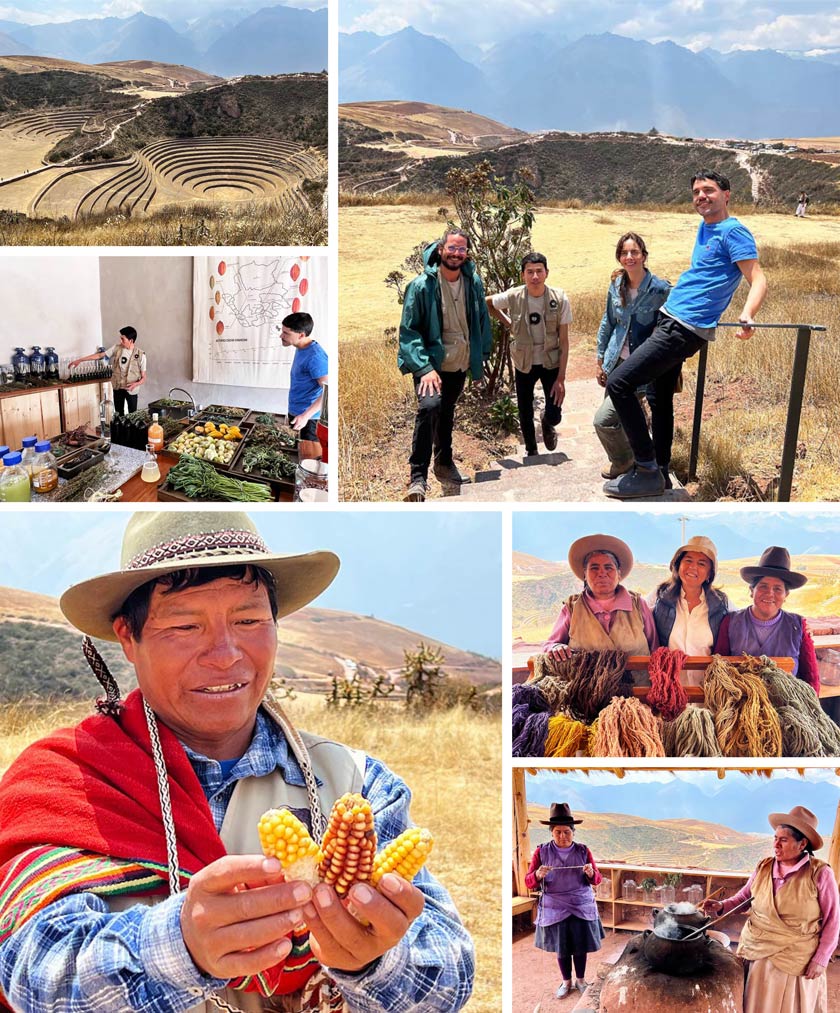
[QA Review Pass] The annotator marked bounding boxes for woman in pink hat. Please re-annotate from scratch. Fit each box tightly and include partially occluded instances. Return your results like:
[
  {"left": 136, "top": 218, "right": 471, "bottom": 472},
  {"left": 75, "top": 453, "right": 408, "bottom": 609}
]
[
  {"left": 703, "top": 805, "right": 839, "bottom": 1013},
  {"left": 525, "top": 803, "right": 604, "bottom": 1000},
  {"left": 713, "top": 546, "right": 819, "bottom": 693}
]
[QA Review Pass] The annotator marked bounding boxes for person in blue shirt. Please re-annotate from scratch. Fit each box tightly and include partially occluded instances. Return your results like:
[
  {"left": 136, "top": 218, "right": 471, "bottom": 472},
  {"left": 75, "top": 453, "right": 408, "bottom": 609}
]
[
  {"left": 603, "top": 170, "right": 767, "bottom": 499},
  {"left": 0, "top": 511, "right": 474, "bottom": 1013},
  {"left": 280, "top": 312, "right": 328, "bottom": 441},
  {"left": 593, "top": 233, "right": 671, "bottom": 481}
]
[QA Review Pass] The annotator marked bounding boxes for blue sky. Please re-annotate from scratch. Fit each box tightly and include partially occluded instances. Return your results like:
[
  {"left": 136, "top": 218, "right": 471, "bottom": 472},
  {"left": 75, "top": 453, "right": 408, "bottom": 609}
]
[
  {"left": 514, "top": 510, "right": 840, "bottom": 566},
  {"left": 2, "top": 509, "right": 502, "bottom": 658},
  {"left": 340, "top": 0, "right": 840, "bottom": 57},
  {"left": 0, "top": 0, "right": 321, "bottom": 26},
  {"left": 526, "top": 768, "right": 840, "bottom": 838}
]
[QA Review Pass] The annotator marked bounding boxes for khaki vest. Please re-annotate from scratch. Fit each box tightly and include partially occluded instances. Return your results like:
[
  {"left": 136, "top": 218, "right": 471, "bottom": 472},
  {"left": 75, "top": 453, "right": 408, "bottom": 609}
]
[
  {"left": 567, "top": 591, "right": 650, "bottom": 685},
  {"left": 506, "top": 285, "right": 566, "bottom": 373},
  {"left": 737, "top": 856, "right": 827, "bottom": 976},
  {"left": 110, "top": 344, "right": 146, "bottom": 389},
  {"left": 109, "top": 731, "right": 365, "bottom": 1012}
]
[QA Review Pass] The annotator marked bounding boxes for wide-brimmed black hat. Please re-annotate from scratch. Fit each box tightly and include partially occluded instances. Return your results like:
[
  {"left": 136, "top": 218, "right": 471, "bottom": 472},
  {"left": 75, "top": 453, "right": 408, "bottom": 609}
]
[
  {"left": 539, "top": 802, "right": 583, "bottom": 826},
  {"left": 740, "top": 546, "right": 807, "bottom": 590}
]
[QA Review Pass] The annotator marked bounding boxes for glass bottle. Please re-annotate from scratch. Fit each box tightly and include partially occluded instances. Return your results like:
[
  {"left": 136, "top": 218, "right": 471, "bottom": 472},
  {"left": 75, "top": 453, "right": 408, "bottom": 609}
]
[
  {"left": 20, "top": 435, "right": 38, "bottom": 478},
  {"left": 0, "top": 445, "right": 8, "bottom": 468},
  {"left": 147, "top": 412, "right": 164, "bottom": 453},
  {"left": 31, "top": 440, "right": 59, "bottom": 494},
  {"left": 140, "top": 443, "right": 161, "bottom": 484},
  {"left": 0, "top": 452, "right": 32, "bottom": 501}
]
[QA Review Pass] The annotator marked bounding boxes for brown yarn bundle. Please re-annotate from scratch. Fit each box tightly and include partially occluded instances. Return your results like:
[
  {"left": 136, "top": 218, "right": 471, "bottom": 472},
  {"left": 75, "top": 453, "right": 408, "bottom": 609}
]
[
  {"left": 591, "top": 696, "right": 665, "bottom": 757},
  {"left": 738, "top": 655, "right": 840, "bottom": 756},
  {"left": 529, "top": 649, "right": 631, "bottom": 723},
  {"left": 662, "top": 704, "right": 722, "bottom": 757},
  {"left": 530, "top": 650, "right": 570, "bottom": 683},
  {"left": 703, "top": 656, "right": 782, "bottom": 757},
  {"left": 534, "top": 676, "right": 570, "bottom": 713}
]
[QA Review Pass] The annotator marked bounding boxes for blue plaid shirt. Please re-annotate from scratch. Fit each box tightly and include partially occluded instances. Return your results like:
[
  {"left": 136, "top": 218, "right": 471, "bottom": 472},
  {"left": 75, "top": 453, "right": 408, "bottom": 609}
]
[{"left": 0, "top": 713, "right": 474, "bottom": 1013}]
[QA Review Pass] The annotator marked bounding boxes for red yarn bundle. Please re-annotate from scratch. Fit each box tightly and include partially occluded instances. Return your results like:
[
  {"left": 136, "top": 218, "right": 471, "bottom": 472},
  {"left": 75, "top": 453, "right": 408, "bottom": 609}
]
[{"left": 647, "top": 646, "right": 688, "bottom": 721}]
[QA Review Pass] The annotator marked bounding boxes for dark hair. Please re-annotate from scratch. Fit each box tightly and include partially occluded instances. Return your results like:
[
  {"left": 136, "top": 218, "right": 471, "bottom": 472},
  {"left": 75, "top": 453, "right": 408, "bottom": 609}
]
[
  {"left": 779, "top": 823, "right": 814, "bottom": 855},
  {"left": 281, "top": 312, "right": 314, "bottom": 336},
  {"left": 611, "top": 232, "right": 649, "bottom": 307},
  {"left": 114, "top": 564, "right": 279, "bottom": 639},
  {"left": 438, "top": 227, "right": 470, "bottom": 251},
  {"left": 691, "top": 170, "right": 731, "bottom": 192},
  {"left": 119, "top": 326, "right": 137, "bottom": 343},
  {"left": 655, "top": 550, "right": 729, "bottom": 608},
  {"left": 521, "top": 251, "right": 548, "bottom": 273},
  {"left": 748, "top": 575, "right": 791, "bottom": 593}
]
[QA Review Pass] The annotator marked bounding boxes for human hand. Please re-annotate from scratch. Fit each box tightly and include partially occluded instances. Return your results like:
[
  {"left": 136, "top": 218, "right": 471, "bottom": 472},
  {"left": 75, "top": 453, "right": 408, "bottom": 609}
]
[
  {"left": 291, "top": 413, "right": 310, "bottom": 431},
  {"left": 702, "top": 899, "right": 723, "bottom": 916},
  {"left": 69, "top": 359, "right": 80, "bottom": 369},
  {"left": 550, "top": 378, "right": 565, "bottom": 407},
  {"left": 583, "top": 864, "right": 594, "bottom": 878},
  {"left": 546, "top": 643, "right": 572, "bottom": 659},
  {"left": 735, "top": 318, "right": 755, "bottom": 340},
  {"left": 418, "top": 370, "right": 442, "bottom": 397},
  {"left": 596, "top": 365, "right": 607, "bottom": 387},
  {"left": 304, "top": 874, "right": 424, "bottom": 972},
  {"left": 180, "top": 855, "right": 312, "bottom": 980},
  {"left": 536, "top": 865, "right": 550, "bottom": 881},
  {"left": 804, "top": 958, "right": 826, "bottom": 980}
]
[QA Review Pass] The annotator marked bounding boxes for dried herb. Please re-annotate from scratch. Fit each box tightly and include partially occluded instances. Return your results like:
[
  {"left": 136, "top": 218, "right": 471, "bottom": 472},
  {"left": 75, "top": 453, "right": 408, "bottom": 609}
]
[{"left": 241, "top": 446, "right": 297, "bottom": 480}]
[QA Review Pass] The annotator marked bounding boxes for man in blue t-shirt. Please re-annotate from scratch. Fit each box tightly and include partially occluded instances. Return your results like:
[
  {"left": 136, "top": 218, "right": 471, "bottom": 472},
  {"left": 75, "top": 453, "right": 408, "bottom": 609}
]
[
  {"left": 280, "top": 312, "right": 328, "bottom": 441},
  {"left": 603, "top": 169, "right": 767, "bottom": 499}
]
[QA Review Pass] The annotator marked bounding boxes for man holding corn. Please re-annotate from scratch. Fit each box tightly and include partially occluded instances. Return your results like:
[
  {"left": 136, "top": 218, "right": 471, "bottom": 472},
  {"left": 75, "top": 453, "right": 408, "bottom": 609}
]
[{"left": 0, "top": 512, "right": 474, "bottom": 1013}]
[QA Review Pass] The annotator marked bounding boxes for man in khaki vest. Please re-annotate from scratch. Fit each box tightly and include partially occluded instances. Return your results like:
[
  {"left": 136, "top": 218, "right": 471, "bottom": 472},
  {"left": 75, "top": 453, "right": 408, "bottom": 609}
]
[
  {"left": 0, "top": 512, "right": 474, "bottom": 1013},
  {"left": 487, "top": 253, "right": 571, "bottom": 456},
  {"left": 70, "top": 325, "right": 147, "bottom": 416}
]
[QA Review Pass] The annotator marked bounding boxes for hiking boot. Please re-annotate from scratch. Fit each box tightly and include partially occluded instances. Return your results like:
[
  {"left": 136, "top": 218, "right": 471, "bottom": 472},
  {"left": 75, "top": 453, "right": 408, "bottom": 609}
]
[
  {"left": 433, "top": 462, "right": 470, "bottom": 484},
  {"left": 540, "top": 412, "right": 558, "bottom": 451},
  {"left": 524, "top": 445, "right": 539, "bottom": 457},
  {"left": 601, "top": 458, "right": 633, "bottom": 480},
  {"left": 603, "top": 465, "right": 666, "bottom": 500},
  {"left": 404, "top": 477, "right": 427, "bottom": 502}
]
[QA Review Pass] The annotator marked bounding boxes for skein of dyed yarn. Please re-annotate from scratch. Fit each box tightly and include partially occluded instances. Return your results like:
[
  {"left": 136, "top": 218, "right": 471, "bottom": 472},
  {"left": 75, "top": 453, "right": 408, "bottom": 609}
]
[
  {"left": 592, "top": 696, "right": 665, "bottom": 757},
  {"left": 739, "top": 655, "right": 840, "bottom": 756},
  {"left": 533, "top": 675, "right": 570, "bottom": 712},
  {"left": 530, "top": 650, "right": 571, "bottom": 683},
  {"left": 662, "top": 704, "right": 722, "bottom": 757},
  {"left": 703, "top": 656, "right": 782, "bottom": 757},
  {"left": 544, "top": 713, "right": 589, "bottom": 757},
  {"left": 647, "top": 646, "right": 688, "bottom": 721},
  {"left": 512, "top": 683, "right": 550, "bottom": 756},
  {"left": 560, "top": 649, "right": 630, "bottom": 724}
]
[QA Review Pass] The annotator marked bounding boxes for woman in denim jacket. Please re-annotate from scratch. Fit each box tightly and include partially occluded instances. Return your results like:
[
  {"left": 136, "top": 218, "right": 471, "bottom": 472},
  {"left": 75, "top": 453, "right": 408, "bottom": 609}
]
[{"left": 594, "top": 234, "right": 671, "bottom": 482}]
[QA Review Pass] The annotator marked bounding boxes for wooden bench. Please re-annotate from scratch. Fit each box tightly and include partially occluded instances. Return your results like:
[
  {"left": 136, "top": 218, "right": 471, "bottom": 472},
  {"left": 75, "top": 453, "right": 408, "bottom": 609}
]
[{"left": 512, "top": 894, "right": 537, "bottom": 918}]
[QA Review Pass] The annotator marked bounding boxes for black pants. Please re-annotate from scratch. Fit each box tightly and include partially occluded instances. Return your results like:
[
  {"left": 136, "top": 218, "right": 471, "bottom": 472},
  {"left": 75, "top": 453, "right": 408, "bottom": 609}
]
[
  {"left": 514, "top": 365, "right": 563, "bottom": 454},
  {"left": 409, "top": 370, "right": 467, "bottom": 481},
  {"left": 113, "top": 388, "right": 138, "bottom": 416},
  {"left": 605, "top": 314, "right": 705, "bottom": 467}
]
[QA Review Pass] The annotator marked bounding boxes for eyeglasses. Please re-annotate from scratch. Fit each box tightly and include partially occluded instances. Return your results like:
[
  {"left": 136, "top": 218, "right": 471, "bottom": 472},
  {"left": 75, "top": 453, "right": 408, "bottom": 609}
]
[
  {"left": 443, "top": 246, "right": 468, "bottom": 254},
  {"left": 619, "top": 250, "right": 643, "bottom": 259}
]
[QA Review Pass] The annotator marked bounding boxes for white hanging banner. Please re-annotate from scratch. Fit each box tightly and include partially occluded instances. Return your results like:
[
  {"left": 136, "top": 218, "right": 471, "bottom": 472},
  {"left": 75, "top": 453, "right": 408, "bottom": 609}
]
[{"left": 192, "top": 255, "right": 327, "bottom": 388}]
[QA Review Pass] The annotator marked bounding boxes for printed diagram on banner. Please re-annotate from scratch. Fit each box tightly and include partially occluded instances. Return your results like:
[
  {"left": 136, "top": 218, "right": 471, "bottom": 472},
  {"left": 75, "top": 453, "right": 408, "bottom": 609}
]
[{"left": 193, "top": 256, "right": 318, "bottom": 390}]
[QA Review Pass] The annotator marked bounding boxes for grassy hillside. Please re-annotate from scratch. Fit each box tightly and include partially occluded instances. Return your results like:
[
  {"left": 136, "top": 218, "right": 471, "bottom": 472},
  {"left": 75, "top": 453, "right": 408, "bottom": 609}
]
[
  {"left": 755, "top": 152, "right": 840, "bottom": 205},
  {"left": 99, "top": 75, "right": 327, "bottom": 159},
  {"left": 0, "top": 68, "right": 134, "bottom": 113}
]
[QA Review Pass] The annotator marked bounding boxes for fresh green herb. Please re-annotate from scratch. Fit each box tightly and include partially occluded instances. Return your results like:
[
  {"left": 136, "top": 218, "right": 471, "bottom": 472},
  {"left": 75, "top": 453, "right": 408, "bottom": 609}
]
[
  {"left": 204, "top": 404, "right": 247, "bottom": 419},
  {"left": 241, "top": 446, "right": 296, "bottom": 480},
  {"left": 166, "top": 456, "right": 272, "bottom": 502},
  {"left": 250, "top": 423, "right": 297, "bottom": 451}
]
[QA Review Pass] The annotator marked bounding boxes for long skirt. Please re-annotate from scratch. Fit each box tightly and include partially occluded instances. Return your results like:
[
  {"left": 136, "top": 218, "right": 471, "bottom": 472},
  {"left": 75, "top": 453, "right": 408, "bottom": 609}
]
[
  {"left": 744, "top": 956, "right": 827, "bottom": 1013},
  {"left": 534, "top": 914, "right": 605, "bottom": 957}
]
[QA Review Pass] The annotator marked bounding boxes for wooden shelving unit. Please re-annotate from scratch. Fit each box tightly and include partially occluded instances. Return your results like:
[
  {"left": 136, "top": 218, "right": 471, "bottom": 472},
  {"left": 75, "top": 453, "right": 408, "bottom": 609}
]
[{"left": 595, "top": 863, "right": 750, "bottom": 941}]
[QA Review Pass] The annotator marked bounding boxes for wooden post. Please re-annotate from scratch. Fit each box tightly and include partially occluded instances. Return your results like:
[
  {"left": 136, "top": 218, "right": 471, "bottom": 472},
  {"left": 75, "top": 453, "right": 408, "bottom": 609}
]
[
  {"left": 829, "top": 799, "right": 840, "bottom": 884},
  {"left": 513, "top": 768, "right": 530, "bottom": 896}
]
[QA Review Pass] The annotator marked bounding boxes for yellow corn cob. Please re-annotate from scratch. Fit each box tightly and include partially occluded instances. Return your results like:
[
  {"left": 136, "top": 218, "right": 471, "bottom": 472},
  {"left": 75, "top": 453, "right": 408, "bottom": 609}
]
[
  {"left": 318, "top": 793, "right": 377, "bottom": 896},
  {"left": 371, "top": 828, "right": 434, "bottom": 887},
  {"left": 257, "top": 808, "right": 321, "bottom": 886}
]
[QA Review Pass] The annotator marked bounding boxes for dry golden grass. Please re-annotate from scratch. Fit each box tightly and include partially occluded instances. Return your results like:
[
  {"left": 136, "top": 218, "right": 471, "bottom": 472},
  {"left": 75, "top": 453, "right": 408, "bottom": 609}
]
[{"left": 0, "top": 694, "right": 501, "bottom": 1012}]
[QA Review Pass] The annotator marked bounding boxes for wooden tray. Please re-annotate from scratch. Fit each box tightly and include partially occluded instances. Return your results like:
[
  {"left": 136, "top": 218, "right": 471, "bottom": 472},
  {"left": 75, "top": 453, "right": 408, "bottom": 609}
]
[
  {"left": 226, "top": 439, "right": 296, "bottom": 498},
  {"left": 57, "top": 447, "right": 105, "bottom": 478},
  {"left": 156, "top": 473, "right": 276, "bottom": 503},
  {"left": 164, "top": 422, "right": 250, "bottom": 471}
]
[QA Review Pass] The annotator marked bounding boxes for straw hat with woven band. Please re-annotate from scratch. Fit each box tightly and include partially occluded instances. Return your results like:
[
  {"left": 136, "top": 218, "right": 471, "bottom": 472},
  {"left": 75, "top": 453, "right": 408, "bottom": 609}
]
[
  {"left": 740, "top": 546, "right": 807, "bottom": 590},
  {"left": 568, "top": 534, "right": 633, "bottom": 581},
  {"left": 60, "top": 511, "right": 340, "bottom": 642},
  {"left": 768, "top": 805, "right": 822, "bottom": 850},
  {"left": 669, "top": 534, "right": 718, "bottom": 574}
]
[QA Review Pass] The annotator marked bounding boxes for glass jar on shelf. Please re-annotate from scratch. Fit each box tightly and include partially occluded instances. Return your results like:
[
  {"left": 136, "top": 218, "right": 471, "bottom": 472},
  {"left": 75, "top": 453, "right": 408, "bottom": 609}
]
[{"left": 622, "top": 879, "right": 637, "bottom": 902}]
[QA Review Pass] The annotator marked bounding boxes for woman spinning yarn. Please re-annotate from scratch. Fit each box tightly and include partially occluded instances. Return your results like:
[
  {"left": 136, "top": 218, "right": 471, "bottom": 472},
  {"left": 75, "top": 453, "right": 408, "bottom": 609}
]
[
  {"left": 542, "top": 534, "right": 658, "bottom": 680},
  {"left": 713, "top": 546, "right": 819, "bottom": 692},
  {"left": 704, "top": 806, "right": 839, "bottom": 1013},
  {"left": 525, "top": 803, "right": 604, "bottom": 999}
]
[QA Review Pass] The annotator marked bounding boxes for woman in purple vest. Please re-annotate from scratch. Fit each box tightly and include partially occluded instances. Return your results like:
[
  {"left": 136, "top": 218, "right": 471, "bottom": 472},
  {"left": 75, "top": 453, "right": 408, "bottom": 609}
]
[
  {"left": 524, "top": 803, "right": 604, "bottom": 998},
  {"left": 713, "top": 546, "right": 819, "bottom": 693}
]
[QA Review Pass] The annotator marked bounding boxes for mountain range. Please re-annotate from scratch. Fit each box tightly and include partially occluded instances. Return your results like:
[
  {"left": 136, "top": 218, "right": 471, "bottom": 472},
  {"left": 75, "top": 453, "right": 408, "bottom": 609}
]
[
  {"left": 0, "top": 5, "right": 326, "bottom": 77},
  {"left": 340, "top": 27, "right": 840, "bottom": 139}
]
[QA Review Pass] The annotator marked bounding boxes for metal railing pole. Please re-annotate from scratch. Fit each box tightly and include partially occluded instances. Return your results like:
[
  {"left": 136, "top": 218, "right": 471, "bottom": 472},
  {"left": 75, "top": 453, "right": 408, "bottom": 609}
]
[{"left": 688, "top": 341, "right": 708, "bottom": 482}]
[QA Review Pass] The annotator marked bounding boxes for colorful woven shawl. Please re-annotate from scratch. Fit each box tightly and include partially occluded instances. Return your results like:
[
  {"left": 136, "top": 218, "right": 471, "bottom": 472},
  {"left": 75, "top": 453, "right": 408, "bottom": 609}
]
[{"left": 0, "top": 689, "right": 318, "bottom": 998}]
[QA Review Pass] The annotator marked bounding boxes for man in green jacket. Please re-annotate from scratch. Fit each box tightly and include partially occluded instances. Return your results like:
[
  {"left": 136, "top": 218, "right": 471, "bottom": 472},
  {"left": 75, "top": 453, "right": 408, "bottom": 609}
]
[{"left": 397, "top": 229, "right": 492, "bottom": 502}]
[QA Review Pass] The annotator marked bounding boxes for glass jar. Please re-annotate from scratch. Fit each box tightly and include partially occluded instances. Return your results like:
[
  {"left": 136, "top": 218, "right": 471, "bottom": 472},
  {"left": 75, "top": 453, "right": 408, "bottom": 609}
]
[
  {"left": 0, "top": 445, "right": 8, "bottom": 467},
  {"left": 622, "top": 879, "right": 637, "bottom": 901},
  {"left": 0, "top": 452, "right": 32, "bottom": 501},
  {"left": 294, "top": 458, "right": 328, "bottom": 501},
  {"left": 31, "top": 440, "right": 59, "bottom": 494},
  {"left": 20, "top": 435, "right": 38, "bottom": 478},
  {"left": 140, "top": 444, "right": 161, "bottom": 484}
]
